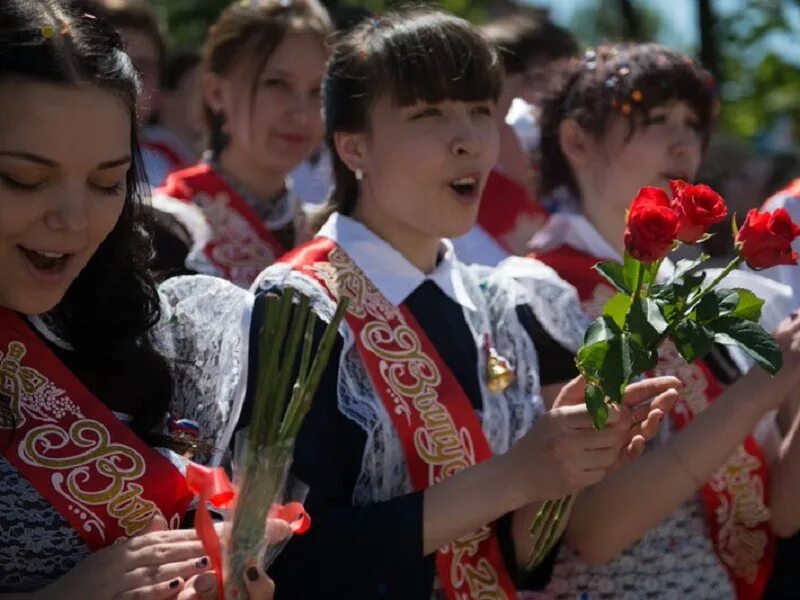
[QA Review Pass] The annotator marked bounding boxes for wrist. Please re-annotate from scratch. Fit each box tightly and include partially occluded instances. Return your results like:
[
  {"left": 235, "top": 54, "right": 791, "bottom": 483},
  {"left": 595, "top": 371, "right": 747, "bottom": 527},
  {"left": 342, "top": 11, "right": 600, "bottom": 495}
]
[{"left": 492, "top": 451, "right": 532, "bottom": 512}]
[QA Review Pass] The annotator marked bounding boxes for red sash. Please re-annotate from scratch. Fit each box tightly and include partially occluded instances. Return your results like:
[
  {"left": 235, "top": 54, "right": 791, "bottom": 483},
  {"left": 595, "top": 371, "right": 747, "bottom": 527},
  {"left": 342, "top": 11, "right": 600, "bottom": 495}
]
[
  {"left": 158, "top": 162, "right": 288, "bottom": 288},
  {"left": 0, "top": 309, "right": 193, "bottom": 550},
  {"left": 280, "top": 238, "right": 516, "bottom": 599},
  {"left": 142, "top": 139, "right": 189, "bottom": 175},
  {"left": 533, "top": 246, "right": 775, "bottom": 600},
  {"left": 477, "top": 169, "right": 548, "bottom": 255}
]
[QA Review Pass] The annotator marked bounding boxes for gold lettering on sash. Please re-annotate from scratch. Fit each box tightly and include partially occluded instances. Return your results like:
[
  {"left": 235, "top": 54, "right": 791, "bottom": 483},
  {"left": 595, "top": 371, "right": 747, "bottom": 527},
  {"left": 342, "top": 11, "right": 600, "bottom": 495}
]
[
  {"left": 20, "top": 418, "right": 158, "bottom": 536},
  {"left": 444, "top": 526, "right": 508, "bottom": 600},
  {"left": 312, "top": 246, "right": 509, "bottom": 598}
]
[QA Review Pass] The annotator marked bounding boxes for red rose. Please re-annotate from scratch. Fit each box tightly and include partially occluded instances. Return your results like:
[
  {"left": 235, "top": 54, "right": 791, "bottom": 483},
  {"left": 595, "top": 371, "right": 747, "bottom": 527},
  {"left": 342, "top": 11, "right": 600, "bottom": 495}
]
[
  {"left": 735, "top": 208, "right": 800, "bottom": 270},
  {"left": 624, "top": 187, "right": 680, "bottom": 263},
  {"left": 670, "top": 179, "right": 728, "bottom": 243}
]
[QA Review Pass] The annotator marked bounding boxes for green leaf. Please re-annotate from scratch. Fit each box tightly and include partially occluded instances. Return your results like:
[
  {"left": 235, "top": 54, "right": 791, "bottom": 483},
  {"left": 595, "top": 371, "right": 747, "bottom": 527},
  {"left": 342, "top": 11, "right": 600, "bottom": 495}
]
[
  {"left": 594, "top": 261, "right": 632, "bottom": 294},
  {"left": 584, "top": 315, "right": 620, "bottom": 345},
  {"left": 667, "top": 254, "right": 710, "bottom": 286},
  {"left": 599, "top": 335, "right": 624, "bottom": 403},
  {"left": 575, "top": 340, "right": 609, "bottom": 381},
  {"left": 695, "top": 288, "right": 738, "bottom": 322},
  {"left": 671, "top": 319, "right": 715, "bottom": 363},
  {"left": 622, "top": 252, "right": 642, "bottom": 292},
  {"left": 628, "top": 297, "right": 669, "bottom": 346},
  {"left": 730, "top": 288, "right": 764, "bottom": 322},
  {"left": 707, "top": 317, "right": 783, "bottom": 375},
  {"left": 585, "top": 383, "right": 609, "bottom": 429},
  {"left": 602, "top": 292, "right": 632, "bottom": 329}
]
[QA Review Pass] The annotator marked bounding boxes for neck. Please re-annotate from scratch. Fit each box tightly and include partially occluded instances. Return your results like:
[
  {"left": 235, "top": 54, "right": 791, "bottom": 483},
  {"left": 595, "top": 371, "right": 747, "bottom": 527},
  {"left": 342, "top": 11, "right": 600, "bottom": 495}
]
[
  {"left": 217, "top": 146, "right": 286, "bottom": 204},
  {"left": 351, "top": 203, "right": 441, "bottom": 274},
  {"left": 581, "top": 193, "right": 626, "bottom": 256}
]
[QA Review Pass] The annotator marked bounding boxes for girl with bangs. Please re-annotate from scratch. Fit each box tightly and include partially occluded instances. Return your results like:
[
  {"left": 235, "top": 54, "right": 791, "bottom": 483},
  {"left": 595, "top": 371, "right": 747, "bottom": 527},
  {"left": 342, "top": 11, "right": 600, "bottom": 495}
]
[
  {"left": 151, "top": 0, "right": 332, "bottom": 288},
  {"left": 520, "top": 43, "right": 800, "bottom": 599},
  {"left": 253, "top": 11, "right": 680, "bottom": 599}
]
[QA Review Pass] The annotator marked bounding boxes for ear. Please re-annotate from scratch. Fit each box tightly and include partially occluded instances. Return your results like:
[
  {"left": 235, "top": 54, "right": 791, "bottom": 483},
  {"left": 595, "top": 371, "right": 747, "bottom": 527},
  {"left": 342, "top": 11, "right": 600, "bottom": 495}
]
[
  {"left": 202, "top": 71, "right": 228, "bottom": 117},
  {"left": 558, "top": 119, "right": 594, "bottom": 169},
  {"left": 333, "top": 130, "right": 368, "bottom": 175}
]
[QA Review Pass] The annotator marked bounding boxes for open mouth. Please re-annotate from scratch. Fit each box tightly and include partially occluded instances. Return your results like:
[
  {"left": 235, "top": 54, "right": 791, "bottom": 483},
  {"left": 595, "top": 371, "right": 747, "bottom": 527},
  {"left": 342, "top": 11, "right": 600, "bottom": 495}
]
[
  {"left": 19, "top": 246, "right": 72, "bottom": 274},
  {"left": 450, "top": 176, "right": 478, "bottom": 198}
]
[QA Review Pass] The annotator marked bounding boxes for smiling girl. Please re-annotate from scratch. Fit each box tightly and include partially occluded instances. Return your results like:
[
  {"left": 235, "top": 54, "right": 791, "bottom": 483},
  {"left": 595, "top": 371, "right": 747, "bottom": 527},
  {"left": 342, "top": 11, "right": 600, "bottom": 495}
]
[
  {"left": 152, "top": 0, "right": 331, "bottom": 287},
  {"left": 522, "top": 43, "right": 800, "bottom": 600},
  {"left": 0, "top": 1, "right": 280, "bottom": 597},
  {"left": 253, "top": 12, "right": 680, "bottom": 599}
]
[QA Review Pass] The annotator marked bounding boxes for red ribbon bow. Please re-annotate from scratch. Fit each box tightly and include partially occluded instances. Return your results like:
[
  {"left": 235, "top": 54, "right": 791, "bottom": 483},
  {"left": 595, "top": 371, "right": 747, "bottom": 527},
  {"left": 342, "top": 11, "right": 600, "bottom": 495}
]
[{"left": 185, "top": 463, "right": 311, "bottom": 598}]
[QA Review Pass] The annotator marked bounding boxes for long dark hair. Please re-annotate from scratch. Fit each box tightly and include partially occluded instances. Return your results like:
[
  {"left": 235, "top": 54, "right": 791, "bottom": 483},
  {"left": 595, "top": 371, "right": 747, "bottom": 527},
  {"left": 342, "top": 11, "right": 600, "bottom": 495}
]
[
  {"left": 0, "top": 0, "right": 171, "bottom": 439},
  {"left": 201, "top": 0, "right": 332, "bottom": 158},
  {"left": 313, "top": 8, "right": 503, "bottom": 229},
  {"left": 539, "top": 43, "right": 718, "bottom": 198}
]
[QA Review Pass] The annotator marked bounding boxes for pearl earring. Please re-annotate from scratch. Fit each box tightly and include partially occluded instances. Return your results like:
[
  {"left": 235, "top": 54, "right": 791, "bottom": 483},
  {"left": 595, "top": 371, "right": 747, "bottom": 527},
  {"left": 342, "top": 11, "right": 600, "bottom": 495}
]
[{"left": 355, "top": 168, "right": 364, "bottom": 181}]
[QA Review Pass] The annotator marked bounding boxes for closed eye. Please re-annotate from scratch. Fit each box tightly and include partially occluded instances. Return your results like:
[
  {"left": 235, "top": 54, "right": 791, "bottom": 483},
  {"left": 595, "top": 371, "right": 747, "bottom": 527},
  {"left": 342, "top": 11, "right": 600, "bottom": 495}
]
[
  {"left": 411, "top": 107, "right": 442, "bottom": 120},
  {"left": 0, "top": 174, "right": 43, "bottom": 191}
]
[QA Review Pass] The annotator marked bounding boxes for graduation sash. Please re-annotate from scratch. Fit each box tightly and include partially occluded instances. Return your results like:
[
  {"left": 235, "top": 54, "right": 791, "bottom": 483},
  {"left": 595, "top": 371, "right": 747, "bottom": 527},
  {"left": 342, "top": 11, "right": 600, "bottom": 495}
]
[
  {"left": 477, "top": 169, "right": 548, "bottom": 255},
  {"left": 158, "top": 162, "right": 287, "bottom": 288},
  {"left": 0, "top": 308, "right": 193, "bottom": 550},
  {"left": 281, "top": 237, "right": 517, "bottom": 600},
  {"left": 533, "top": 246, "right": 775, "bottom": 600}
]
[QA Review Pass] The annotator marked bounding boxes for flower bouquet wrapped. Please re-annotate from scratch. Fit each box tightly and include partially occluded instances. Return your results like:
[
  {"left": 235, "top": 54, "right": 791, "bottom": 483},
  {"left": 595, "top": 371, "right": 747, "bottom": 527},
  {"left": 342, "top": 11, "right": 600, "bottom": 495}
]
[
  {"left": 526, "top": 180, "right": 800, "bottom": 569},
  {"left": 188, "top": 288, "right": 347, "bottom": 598}
]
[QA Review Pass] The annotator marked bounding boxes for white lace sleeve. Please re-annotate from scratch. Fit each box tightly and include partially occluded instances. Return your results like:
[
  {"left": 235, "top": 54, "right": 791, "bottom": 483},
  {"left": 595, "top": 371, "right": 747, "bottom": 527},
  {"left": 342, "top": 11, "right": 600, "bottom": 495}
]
[
  {"left": 494, "top": 255, "right": 589, "bottom": 353},
  {"left": 150, "top": 275, "right": 254, "bottom": 465}
]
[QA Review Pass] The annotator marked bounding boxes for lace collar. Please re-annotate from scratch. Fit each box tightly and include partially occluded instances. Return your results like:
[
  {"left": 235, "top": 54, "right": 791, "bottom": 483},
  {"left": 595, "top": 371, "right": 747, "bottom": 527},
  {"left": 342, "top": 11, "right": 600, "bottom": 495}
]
[{"left": 203, "top": 154, "right": 297, "bottom": 230}]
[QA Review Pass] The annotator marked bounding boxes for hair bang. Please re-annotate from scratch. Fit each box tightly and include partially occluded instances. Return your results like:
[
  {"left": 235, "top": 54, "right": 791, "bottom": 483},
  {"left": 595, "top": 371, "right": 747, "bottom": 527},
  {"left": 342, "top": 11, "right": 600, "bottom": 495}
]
[{"left": 375, "top": 17, "right": 502, "bottom": 107}]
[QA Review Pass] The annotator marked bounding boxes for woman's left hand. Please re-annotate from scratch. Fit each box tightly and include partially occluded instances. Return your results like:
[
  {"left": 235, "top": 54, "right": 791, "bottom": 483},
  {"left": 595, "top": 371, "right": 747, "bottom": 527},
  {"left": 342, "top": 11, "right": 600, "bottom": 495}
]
[
  {"left": 176, "top": 518, "right": 292, "bottom": 600},
  {"left": 609, "top": 376, "right": 682, "bottom": 465},
  {"left": 177, "top": 567, "right": 275, "bottom": 600}
]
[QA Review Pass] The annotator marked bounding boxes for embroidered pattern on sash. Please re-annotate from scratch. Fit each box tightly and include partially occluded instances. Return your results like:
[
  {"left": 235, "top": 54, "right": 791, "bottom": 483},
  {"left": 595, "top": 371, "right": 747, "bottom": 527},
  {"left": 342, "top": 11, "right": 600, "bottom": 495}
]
[
  {"left": 1, "top": 312, "right": 192, "bottom": 550},
  {"left": 284, "top": 240, "right": 515, "bottom": 600}
]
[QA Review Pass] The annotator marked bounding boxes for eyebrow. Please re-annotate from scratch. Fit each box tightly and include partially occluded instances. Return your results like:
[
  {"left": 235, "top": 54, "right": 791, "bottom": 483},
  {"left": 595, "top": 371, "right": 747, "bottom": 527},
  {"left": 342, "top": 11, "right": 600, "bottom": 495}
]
[{"left": 0, "top": 151, "right": 132, "bottom": 170}]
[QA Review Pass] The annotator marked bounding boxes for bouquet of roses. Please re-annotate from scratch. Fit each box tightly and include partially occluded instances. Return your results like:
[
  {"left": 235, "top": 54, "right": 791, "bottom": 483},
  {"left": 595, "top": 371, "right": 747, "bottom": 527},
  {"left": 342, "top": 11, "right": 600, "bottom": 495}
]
[
  {"left": 188, "top": 289, "right": 348, "bottom": 598},
  {"left": 526, "top": 180, "right": 800, "bottom": 569}
]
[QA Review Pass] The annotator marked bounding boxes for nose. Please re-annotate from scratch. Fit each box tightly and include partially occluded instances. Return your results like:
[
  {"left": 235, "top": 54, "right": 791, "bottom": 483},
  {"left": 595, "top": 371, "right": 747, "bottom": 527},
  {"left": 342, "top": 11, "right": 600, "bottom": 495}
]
[
  {"left": 44, "top": 186, "right": 90, "bottom": 232},
  {"left": 450, "top": 119, "right": 481, "bottom": 158},
  {"left": 669, "top": 125, "right": 702, "bottom": 170}
]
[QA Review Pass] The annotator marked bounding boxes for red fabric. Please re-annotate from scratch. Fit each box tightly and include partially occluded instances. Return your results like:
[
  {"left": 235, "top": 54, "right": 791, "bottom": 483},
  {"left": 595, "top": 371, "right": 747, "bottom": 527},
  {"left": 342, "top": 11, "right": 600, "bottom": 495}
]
[
  {"left": 477, "top": 169, "right": 548, "bottom": 253},
  {"left": 0, "top": 308, "right": 193, "bottom": 550},
  {"left": 158, "top": 162, "right": 287, "bottom": 287},
  {"left": 281, "top": 238, "right": 517, "bottom": 600},
  {"left": 534, "top": 246, "right": 775, "bottom": 600}
]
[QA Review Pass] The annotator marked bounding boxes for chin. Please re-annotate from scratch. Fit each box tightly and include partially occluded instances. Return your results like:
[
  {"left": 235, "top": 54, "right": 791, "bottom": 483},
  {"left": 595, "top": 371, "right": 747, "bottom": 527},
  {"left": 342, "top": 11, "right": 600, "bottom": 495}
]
[{"left": 5, "top": 290, "right": 65, "bottom": 317}]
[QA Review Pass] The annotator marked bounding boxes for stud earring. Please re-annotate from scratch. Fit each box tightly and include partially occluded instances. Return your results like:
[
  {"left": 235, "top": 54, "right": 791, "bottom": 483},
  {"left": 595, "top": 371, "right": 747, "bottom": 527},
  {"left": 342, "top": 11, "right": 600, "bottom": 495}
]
[{"left": 355, "top": 168, "right": 364, "bottom": 181}]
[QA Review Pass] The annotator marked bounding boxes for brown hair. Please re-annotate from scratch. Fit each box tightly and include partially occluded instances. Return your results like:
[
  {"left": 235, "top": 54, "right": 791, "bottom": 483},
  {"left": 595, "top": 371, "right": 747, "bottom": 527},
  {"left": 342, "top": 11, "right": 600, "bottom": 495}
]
[
  {"left": 201, "top": 0, "right": 332, "bottom": 156},
  {"left": 539, "top": 43, "right": 718, "bottom": 197},
  {"left": 312, "top": 7, "right": 503, "bottom": 229},
  {"left": 481, "top": 11, "right": 578, "bottom": 75}
]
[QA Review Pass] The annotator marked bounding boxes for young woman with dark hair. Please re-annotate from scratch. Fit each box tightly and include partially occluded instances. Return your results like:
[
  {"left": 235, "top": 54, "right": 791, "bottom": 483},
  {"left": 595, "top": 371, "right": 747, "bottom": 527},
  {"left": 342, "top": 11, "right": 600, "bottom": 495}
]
[
  {"left": 254, "top": 11, "right": 679, "bottom": 599},
  {"left": 0, "top": 2, "right": 278, "bottom": 596},
  {"left": 152, "top": 0, "right": 332, "bottom": 288},
  {"left": 520, "top": 43, "right": 800, "bottom": 599}
]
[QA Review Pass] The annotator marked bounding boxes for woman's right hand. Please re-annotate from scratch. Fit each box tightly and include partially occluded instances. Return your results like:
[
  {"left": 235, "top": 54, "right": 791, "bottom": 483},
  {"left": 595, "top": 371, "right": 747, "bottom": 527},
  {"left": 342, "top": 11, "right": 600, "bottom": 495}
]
[
  {"left": 505, "top": 375, "right": 680, "bottom": 502},
  {"left": 37, "top": 527, "right": 211, "bottom": 600}
]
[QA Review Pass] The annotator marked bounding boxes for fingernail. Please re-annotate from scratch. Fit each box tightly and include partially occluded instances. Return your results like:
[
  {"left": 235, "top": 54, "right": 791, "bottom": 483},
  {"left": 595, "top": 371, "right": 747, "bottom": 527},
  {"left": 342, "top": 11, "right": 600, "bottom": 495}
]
[
  {"left": 170, "top": 579, "right": 181, "bottom": 589},
  {"left": 196, "top": 556, "right": 209, "bottom": 568},
  {"left": 246, "top": 566, "right": 260, "bottom": 582}
]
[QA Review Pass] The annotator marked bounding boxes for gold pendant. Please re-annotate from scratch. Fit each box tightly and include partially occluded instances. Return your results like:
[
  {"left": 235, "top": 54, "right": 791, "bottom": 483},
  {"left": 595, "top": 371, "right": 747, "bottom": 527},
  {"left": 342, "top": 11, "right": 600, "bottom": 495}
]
[{"left": 486, "top": 345, "right": 514, "bottom": 393}]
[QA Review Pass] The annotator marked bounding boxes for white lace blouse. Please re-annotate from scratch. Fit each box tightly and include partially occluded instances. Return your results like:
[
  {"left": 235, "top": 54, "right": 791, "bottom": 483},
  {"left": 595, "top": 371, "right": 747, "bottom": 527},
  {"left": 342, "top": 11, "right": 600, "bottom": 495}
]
[{"left": 0, "top": 276, "right": 253, "bottom": 592}]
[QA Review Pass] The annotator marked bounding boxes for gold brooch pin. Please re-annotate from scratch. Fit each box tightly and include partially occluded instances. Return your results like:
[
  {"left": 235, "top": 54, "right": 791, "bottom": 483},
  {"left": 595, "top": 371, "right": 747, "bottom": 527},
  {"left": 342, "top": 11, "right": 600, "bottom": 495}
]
[{"left": 485, "top": 334, "right": 514, "bottom": 393}]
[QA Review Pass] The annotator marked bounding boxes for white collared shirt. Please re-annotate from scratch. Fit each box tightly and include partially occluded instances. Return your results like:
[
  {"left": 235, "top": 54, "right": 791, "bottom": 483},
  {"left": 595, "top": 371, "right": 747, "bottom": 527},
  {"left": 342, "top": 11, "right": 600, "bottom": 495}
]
[{"left": 317, "top": 212, "right": 477, "bottom": 311}]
